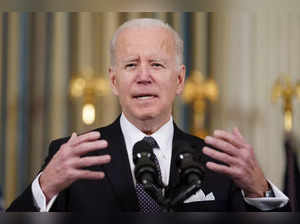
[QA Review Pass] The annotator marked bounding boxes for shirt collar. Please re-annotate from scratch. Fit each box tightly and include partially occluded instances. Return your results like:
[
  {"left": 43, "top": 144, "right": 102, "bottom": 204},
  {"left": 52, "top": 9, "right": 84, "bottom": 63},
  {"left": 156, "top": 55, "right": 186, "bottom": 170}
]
[{"left": 120, "top": 113, "right": 174, "bottom": 154}]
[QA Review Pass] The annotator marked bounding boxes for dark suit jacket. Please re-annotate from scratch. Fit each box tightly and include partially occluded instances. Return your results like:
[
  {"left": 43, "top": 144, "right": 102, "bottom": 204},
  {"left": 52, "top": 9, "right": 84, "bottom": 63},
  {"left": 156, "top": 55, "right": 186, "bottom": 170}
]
[{"left": 6, "top": 117, "right": 290, "bottom": 212}]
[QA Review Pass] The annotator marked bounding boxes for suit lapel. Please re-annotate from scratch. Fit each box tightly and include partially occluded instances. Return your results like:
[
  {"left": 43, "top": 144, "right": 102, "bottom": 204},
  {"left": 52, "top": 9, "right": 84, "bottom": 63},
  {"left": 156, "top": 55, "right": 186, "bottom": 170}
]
[
  {"left": 100, "top": 117, "right": 139, "bottom": 211},
  {"left": 168, "top": 123, "right": 184, "bottom": 190}
]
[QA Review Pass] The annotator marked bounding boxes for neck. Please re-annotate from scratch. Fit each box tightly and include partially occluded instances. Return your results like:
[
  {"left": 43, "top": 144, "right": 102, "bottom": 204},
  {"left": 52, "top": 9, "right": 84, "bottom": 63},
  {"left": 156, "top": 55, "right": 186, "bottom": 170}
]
[{"left": 123, "top": 113, "right": 171, "bottom": 135}]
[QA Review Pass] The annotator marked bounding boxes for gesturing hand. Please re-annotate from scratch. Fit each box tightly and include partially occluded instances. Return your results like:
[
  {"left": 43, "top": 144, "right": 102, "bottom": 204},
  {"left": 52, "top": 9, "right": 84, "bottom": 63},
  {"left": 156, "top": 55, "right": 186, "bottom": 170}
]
[
  {"left": 39, "top": 131, "right": 111, "bottom": 203},
  {"left": 203, "top": 127, "right": 269, "bottom": 198}
]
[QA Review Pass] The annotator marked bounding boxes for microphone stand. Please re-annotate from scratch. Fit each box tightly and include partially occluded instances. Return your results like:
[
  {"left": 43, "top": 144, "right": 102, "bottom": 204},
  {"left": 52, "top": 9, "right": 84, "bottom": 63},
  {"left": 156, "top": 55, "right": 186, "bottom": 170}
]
[
  {"left": 142, "top": 179, "right": 202, "bottom": 212},
  {"left": 168, "top": 179, "right": 202, "bottom": 209},
  {"left": 142, "top": 181, "right": 170, "bottom": 212}
]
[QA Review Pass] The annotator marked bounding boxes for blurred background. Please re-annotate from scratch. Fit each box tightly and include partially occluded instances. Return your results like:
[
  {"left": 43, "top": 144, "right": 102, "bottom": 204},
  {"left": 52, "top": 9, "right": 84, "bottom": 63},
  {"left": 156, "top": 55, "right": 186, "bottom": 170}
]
[{"left": 0, "top": 11, "right": 300, "bottom": 210}]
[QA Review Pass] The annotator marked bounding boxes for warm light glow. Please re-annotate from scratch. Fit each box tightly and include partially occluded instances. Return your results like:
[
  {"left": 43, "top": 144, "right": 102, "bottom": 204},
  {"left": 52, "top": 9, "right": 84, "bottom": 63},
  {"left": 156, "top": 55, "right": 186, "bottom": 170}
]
[
  {"left": 82, "top": 104, "right": 95, "bottom": 125},
  {"left": 284, "top": 110, "right": 292, "bottom": 132},
  {"left": 70, "top": 77, "right": 86, "bottom": 97}
]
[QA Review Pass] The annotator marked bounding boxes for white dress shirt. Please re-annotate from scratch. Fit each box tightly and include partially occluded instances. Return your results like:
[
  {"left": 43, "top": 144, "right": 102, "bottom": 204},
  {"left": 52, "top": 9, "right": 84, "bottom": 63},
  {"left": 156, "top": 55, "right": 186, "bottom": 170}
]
[
  {"left": 120, "top": 112, "right": 174, "bottom": 187},
  {"left": 32, "top": 113, "right": 289, "bottom": 211}
]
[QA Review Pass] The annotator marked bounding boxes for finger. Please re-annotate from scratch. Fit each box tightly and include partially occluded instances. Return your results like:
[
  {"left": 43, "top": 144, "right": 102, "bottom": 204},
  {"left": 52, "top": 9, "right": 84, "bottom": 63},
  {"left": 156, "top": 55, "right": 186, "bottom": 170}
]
[
  {"left": 70, "top": 131, "right": 101, "bottom": 146},
  {"left": 76, "top": 170, "right": 106, "bottom": 180},
  {"left": 76, "top": 155, "right": 111, "bottom": 168},
  {"left": 213, "top": 130, "right": 245, "bottom": 149},
  {"left": 68, "top": 132, "right": 78, "bottom": 144},
  {"left": 232, "top": 127, "right": 245, "bottom": 141},
  {"left": 204, "top": 136, "right": 238, "bottom": 156},
  {"left": 202, "top": 147, "right": 238, "bottom": 166},
  {"left": 74, "top": 140, "right": 108, "bottom": 156},
  {"left": 206, "top": 161, "right": 233, "bottom": 176}
]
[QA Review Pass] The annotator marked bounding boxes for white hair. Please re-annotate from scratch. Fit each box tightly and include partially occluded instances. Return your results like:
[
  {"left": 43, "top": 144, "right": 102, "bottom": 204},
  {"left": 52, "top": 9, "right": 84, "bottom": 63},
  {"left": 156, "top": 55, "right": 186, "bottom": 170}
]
[{"left": 110, "top": 18, "right": 184, "bottom": 67}]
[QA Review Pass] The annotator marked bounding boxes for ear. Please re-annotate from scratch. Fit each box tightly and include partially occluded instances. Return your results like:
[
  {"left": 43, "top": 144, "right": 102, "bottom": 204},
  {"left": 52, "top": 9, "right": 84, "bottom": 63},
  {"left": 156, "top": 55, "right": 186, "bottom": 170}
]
[
  {"left": 175, "top": 65, "right": 186, "bottom": 95},
  {"left": 109, "top": 67, "right": 119, "bottom": 96}
]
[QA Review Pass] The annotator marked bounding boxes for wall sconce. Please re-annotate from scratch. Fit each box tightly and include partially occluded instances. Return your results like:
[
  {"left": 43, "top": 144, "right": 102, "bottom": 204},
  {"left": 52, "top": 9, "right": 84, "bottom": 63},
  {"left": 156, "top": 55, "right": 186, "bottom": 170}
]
[
  {"left": 272, "top": 74, "right": 300, "bottom": 132},
  {"left": 182, "top": 70, "right": 218, "bottom": 138},
  {"left": 70, "top": 74, "right": 110, "bottom": 125}
]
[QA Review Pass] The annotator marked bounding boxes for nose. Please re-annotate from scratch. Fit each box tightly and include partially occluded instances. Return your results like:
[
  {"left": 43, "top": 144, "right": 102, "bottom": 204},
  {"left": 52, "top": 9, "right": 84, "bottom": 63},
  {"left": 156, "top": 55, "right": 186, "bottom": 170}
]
[{"left": 136, "top": 63, "right": 152, "bottom": 84}]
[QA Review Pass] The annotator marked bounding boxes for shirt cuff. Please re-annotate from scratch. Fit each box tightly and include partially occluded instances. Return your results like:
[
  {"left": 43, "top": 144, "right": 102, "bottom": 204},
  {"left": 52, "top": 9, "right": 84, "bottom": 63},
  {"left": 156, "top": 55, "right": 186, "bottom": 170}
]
[
  {"left": 31, "top": 172, "right": 58, "bottom": 212},
  {"left": 242, "top": 180, "right": 289, "bottom": 211}
]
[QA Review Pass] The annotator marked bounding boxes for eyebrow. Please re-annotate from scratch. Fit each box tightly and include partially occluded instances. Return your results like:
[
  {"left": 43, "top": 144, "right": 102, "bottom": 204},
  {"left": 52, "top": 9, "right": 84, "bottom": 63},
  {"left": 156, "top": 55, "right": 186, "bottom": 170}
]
[
  {"left": 121, "top": 57, "right": 139, "bottom": 63},
  {"left": 150, "top": 58, "right": 165, "bottom": 62},
  {"left": 120, "top": 56, "right": 167, "bottom": 64},
  {"left": 149, "top": 58, "right": 167, "bottom": 65}
]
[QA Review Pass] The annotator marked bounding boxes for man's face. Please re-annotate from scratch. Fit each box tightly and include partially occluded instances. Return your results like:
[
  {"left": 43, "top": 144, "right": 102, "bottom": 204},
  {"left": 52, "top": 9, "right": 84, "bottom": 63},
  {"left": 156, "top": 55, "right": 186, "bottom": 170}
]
[{"left": 109, "top": 26, "right": 185, "bottom": 124}]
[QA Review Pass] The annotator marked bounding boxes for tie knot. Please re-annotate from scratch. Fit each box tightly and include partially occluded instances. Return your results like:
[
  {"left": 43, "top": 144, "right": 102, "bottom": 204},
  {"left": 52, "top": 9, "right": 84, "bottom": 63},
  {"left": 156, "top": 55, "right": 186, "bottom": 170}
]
[{"left": 143, "top": 136, "right": 159, "bottom": 149}]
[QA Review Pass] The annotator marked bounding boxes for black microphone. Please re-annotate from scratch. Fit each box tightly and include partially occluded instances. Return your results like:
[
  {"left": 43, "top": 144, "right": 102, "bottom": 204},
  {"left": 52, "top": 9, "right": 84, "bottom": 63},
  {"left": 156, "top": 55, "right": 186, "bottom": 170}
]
[
  {"left": 169, "top": 141, "right": 205, "bottom": 207},
  {"left": 133, "top": 139, "right": 165, "bottom": 189},
  {"left": 133, "top": 139, "right": 168, "bottom": 209},
  {"left": 176, "top": 144, "right": 204, "bottom": 186},
  {"left": 133, "top": 140, "right": 158, "bottom": 186}
]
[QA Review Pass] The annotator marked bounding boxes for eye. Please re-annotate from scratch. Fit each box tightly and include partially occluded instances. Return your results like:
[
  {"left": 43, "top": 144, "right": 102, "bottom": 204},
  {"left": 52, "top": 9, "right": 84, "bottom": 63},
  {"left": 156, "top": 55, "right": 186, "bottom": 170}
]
[
  {"left": 125, "top": 63, "right": 137, "bottom": 69},
  {"left": 151, "top": 63, "right": 164, "bottom": 68}
]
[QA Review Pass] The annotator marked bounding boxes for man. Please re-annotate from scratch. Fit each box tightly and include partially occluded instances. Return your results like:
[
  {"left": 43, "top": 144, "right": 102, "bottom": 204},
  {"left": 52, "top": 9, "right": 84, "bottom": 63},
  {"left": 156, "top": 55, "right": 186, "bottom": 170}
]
[{"left": 7, "top": 18, "right": 289, "bottom": 212}]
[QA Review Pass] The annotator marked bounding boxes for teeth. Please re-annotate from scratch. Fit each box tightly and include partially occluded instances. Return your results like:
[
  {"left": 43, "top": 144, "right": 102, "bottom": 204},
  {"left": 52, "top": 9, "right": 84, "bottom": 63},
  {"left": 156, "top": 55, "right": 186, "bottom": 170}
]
[{"left": 137, "top": 96, "right": 154, "bottom": 100}]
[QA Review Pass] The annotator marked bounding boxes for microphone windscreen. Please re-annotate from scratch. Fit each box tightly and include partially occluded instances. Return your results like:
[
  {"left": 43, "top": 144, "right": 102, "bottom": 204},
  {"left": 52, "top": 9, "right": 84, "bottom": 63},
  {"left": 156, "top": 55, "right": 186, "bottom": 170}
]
[
  {"left": 173, "top": 140, "right": 196, "bottom": 154},
  {"left": 174, "top": 141, "right": 204, "bottom": 182},
  {"left": 133, "top": 139, "right": 153, "bottom": 155}
]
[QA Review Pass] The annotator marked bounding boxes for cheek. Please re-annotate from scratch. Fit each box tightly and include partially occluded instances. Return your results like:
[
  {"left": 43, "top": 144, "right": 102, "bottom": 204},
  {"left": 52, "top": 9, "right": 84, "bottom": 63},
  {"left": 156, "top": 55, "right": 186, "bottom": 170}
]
[
  {"left": 159, "top": 80, "right": 178, "bottom": 105},
  {"left": 164, "top": 76, "right": 179, "bottom": 93},
  {"left": 116, "top": 76, "right": 131, "bottom": 93},
  {"left": 116, "top": 79, "right": 133, "bottom": 102}
]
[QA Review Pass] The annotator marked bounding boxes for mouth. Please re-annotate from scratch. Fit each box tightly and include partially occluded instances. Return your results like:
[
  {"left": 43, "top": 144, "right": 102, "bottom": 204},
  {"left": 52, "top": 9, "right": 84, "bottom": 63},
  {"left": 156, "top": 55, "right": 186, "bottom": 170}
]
[{"left": 132, "top": 94, "right": 158, "bottom": 100}]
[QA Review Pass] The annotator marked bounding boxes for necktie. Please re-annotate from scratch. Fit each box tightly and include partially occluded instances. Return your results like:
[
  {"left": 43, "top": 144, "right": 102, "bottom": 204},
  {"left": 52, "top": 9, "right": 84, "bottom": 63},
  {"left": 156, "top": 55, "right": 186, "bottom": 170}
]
[
  {"left": 135, "top": 136, "right": 163, "bottom": 213},
  {"left": 143, "top": 136, "right": 162, "bottom": 182}
]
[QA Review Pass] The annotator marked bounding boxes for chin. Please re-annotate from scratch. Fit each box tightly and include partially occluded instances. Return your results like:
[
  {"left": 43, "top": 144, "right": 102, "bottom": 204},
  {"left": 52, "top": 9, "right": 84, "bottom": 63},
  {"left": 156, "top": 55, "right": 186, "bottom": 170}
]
[
  {"left": 133, "top": 109, "right": 159, "bottom": 121},
  {"left": 137, "top": 113, "right": 157, "bottom": 121}
]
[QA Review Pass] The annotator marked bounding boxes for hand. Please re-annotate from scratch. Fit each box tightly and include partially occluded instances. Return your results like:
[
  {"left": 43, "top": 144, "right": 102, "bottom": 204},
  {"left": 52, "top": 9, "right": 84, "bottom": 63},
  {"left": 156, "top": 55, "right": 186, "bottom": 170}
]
[
  {"left": 39, "top": 131, "right": 111, "bottom": 203},
  {"left": 203, "top": 127, "right": 269, "bottom": 198}
]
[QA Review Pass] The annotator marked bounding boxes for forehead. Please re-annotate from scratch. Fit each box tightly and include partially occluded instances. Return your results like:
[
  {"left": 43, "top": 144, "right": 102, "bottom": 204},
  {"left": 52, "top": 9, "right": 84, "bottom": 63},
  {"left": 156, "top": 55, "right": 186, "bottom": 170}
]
[{"left": 115, "top": 26, "right": 177, "bottom": 59}]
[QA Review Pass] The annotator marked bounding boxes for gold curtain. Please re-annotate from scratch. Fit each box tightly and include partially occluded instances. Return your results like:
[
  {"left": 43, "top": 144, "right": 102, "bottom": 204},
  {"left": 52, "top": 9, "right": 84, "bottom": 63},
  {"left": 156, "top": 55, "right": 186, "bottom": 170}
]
[{"left": 5, "top": 12, "right": 20, "bottom": 209}]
